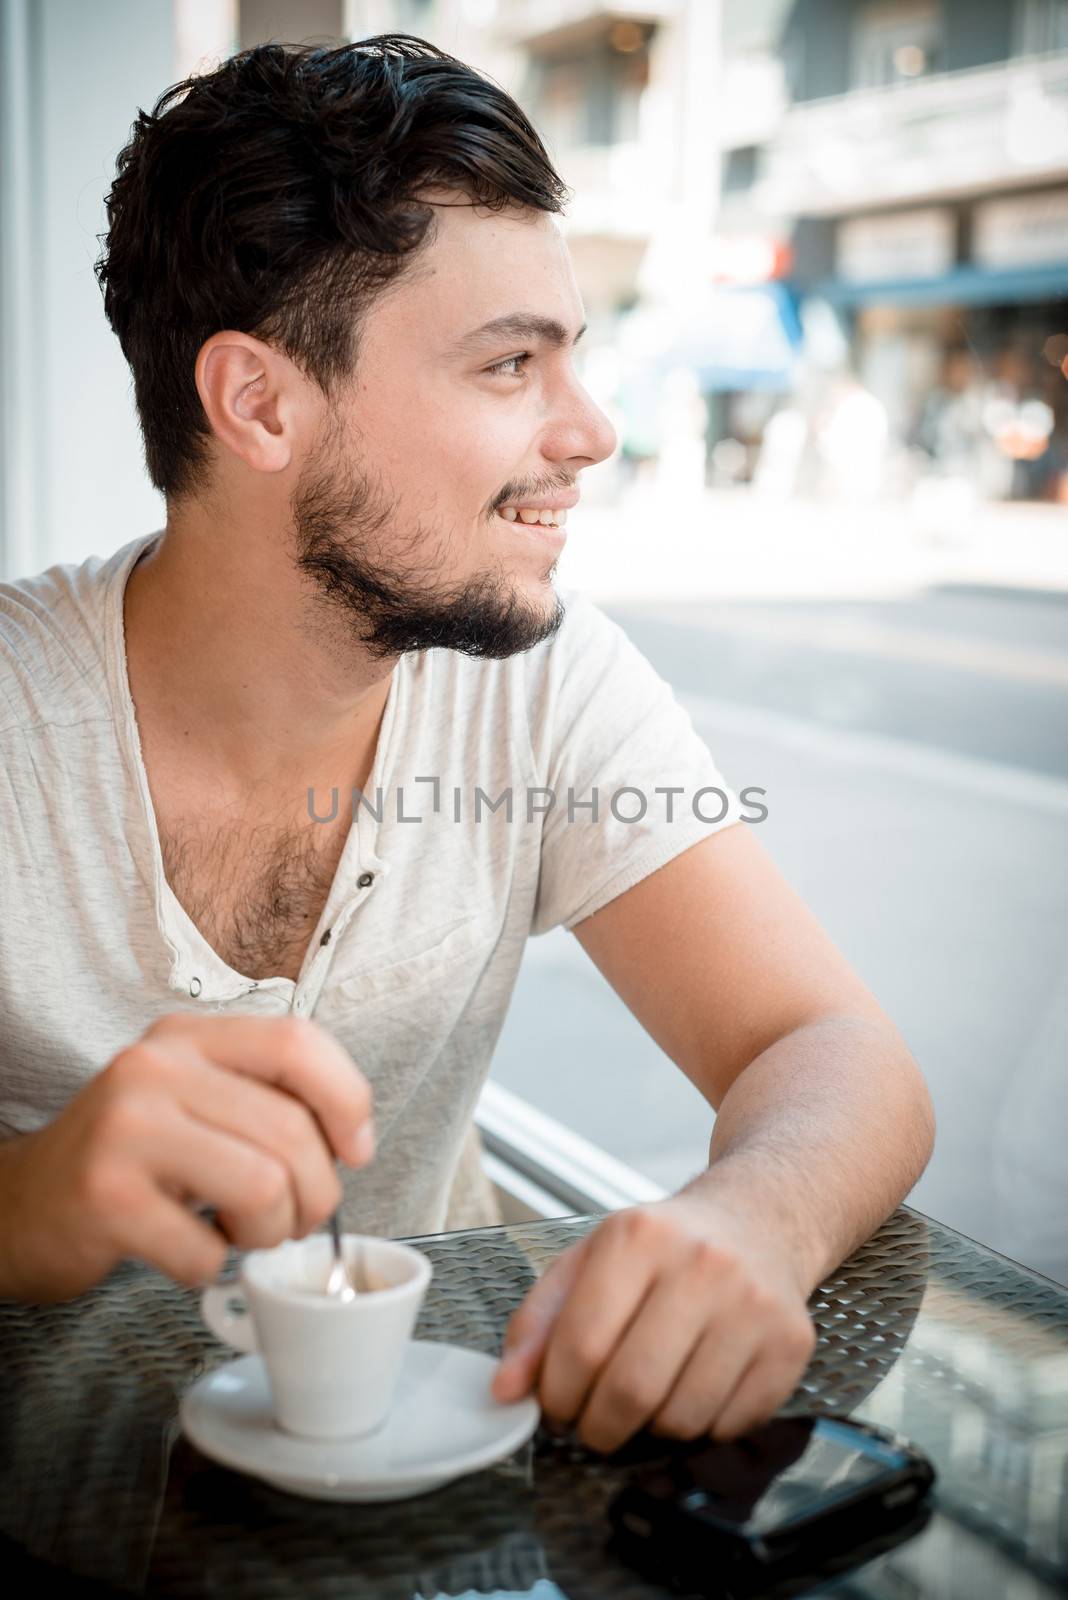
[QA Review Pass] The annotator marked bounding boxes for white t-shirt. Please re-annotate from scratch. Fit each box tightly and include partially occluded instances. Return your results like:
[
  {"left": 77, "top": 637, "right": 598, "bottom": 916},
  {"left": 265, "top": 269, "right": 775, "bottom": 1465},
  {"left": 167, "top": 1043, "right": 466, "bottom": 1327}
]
[{"left": 0, "top": 531, "right": 743, "bottom": 1237}]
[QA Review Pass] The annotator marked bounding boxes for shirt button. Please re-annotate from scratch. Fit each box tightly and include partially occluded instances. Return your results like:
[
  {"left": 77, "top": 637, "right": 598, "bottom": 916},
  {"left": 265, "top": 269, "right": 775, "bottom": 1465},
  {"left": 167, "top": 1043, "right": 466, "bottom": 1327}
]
[
  {"left": 319, "top": 929, "right": 332, "bottom": 947},
  {"left": 357, "top": 872, "right": 375, "bottom": 889},
  {"left": 293, "top": 994, "right": 306, "bottom": 1013},
  {"left": 189, "top": 976, "right": 202, "bottom": 998}
]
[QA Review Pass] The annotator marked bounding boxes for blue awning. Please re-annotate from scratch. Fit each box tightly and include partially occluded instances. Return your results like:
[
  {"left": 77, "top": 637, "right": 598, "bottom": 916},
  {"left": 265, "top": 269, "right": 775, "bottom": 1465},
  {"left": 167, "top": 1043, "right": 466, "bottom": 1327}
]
[
  {"left": 813, "top": 262, "right": 1068, "bottom": 309},
  {"left": 655, "top": 280, "right": 804, "bottom": 391}
]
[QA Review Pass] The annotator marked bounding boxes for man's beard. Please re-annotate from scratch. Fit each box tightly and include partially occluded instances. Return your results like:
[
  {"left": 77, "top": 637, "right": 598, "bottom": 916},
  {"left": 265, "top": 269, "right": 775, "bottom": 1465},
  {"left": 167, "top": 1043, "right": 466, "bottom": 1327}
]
[{"left": 290, "top": 429, "right": 565, "bottom": 662}]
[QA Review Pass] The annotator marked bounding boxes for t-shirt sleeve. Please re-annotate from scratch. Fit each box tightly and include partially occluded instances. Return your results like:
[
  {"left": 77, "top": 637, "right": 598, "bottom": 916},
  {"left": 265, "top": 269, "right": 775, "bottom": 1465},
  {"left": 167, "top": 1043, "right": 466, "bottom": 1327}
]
[{"left": 526, "top": 591, "right": 745, "bottom": 937}]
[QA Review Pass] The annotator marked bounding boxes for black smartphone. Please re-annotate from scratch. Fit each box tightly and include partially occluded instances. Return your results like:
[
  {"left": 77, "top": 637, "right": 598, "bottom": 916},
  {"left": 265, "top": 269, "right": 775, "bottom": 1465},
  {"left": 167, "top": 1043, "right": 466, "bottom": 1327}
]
[{"left": 607, "top": 1413, "right": 936, "bottom": 1598}]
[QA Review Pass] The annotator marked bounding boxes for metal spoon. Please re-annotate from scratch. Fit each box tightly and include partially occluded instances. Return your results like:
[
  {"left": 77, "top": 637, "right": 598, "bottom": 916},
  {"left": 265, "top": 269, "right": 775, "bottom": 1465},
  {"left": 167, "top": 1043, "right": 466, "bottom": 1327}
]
[{"left": 325, "top": 1209, "right": 357, "bottom": 1301}]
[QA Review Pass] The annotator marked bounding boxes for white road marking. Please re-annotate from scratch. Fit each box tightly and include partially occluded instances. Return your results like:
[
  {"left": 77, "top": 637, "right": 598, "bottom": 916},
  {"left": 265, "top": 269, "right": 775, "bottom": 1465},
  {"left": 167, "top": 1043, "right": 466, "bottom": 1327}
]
[
  {"left": 639, "top": 606, "right": 1068, "bottom": 687},
  {"left": 678, "top": 692, "right": 1068, "bottom": 816}
]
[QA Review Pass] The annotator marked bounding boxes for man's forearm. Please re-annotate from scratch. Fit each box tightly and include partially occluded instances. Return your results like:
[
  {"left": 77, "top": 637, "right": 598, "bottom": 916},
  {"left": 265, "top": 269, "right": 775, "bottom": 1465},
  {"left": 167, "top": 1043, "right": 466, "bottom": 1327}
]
[{"left": 679, "top": 1015, "right": 936, "bottom": 1296}]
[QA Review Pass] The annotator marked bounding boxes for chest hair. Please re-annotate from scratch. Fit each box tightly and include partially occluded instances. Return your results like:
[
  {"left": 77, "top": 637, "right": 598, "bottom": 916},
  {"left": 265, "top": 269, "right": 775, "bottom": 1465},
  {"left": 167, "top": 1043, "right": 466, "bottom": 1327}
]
[{"left": 160, "top": 809, "right": 348, "bottom": 982}]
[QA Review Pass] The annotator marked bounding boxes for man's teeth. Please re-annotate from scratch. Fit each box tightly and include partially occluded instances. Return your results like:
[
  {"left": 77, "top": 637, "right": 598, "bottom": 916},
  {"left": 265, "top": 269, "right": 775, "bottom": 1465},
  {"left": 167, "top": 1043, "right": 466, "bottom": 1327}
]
[{"left": 498, "top": 507, "right": 567, "bottom": 527}]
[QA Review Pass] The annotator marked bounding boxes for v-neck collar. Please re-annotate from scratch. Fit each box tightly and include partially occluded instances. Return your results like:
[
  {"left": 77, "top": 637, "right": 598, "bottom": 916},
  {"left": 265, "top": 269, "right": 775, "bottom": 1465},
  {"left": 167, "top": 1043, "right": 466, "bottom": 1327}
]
[{"left": 103, "top": 531, "right": 403, "bottom": 1004}]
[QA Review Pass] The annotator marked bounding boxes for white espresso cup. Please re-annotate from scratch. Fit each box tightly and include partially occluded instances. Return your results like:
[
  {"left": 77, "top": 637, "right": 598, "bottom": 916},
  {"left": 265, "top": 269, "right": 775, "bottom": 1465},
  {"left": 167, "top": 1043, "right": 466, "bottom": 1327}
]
[{"left": 201, "top": 1233, "right": 432, "bottom": 1440}]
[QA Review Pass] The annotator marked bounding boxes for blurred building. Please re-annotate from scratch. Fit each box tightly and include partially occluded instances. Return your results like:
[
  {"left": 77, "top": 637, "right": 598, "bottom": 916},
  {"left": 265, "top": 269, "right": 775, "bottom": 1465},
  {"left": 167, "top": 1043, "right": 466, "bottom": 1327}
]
[
  {"left": 389, "top": 1, "right": 1068, "bottom": 506},
  {"left": 345, "top": 2, "right": 724, "bottom": 498},
  {"left": 252, "top": 2, "right": 713, "bottom": 304},
  {"left": 6, "top": 0, "right": 1063, "bottom": 578},
  {"left": 489, "top": 2, "right": 722, "bottom": 497},
  {"left": 711, "top": 0, "right": 1068, "bottom": 502}
]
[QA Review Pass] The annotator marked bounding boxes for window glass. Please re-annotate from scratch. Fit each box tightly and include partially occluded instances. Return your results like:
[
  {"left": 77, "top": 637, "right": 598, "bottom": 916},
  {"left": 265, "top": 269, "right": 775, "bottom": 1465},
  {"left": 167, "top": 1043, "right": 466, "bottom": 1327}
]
[{"left": 483, "top": 0, "right": 1068, "bottom": 1291}]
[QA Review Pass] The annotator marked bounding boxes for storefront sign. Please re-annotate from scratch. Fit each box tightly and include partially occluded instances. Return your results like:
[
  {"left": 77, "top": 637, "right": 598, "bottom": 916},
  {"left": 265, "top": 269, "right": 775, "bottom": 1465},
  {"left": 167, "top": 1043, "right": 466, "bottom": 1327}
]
[
  {"left": 973, "top": 190, "right": 1068, "bottom": 270},
  {"left": 836, "top": 208, "right": 956, "bottom": 282}
]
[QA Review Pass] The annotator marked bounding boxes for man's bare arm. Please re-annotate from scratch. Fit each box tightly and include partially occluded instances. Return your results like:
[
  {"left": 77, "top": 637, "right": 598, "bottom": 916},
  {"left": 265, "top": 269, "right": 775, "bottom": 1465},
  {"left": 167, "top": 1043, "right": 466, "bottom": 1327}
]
[
  {"left": 684, "top": 1012, "right": 934, "bottom": 1292},
  {"left": 491, "top": 823, "right": 934, "bottom": 1450},
  {"left": 572, "top": 818, "right": 934, "bottom": 1266}
]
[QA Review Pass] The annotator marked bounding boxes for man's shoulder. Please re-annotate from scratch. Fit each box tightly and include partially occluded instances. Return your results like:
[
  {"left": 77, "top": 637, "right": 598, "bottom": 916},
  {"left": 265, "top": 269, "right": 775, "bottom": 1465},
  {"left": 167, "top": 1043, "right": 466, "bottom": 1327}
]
[{"left": 0, "top": 535, "right": 144, "bottom": 733}]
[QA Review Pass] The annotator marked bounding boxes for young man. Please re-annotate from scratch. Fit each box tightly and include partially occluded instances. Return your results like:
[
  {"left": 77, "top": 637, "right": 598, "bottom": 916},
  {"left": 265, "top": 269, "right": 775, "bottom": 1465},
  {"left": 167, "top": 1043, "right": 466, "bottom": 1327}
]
[{"left": 0, "top": 36, "right": 933, "bottom": 1455}]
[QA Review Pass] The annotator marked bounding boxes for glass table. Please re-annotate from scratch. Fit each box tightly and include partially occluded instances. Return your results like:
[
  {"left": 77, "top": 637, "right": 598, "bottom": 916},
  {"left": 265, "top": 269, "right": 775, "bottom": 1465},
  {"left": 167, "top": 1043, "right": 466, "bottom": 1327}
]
[{"left": 1, "top": 1206, "right": 1067, "bottom": 1597}]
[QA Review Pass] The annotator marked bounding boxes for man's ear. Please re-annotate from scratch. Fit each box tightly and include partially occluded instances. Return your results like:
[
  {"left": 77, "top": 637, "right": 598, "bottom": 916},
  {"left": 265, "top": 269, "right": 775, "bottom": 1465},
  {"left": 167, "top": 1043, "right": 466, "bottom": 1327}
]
[{"left": 194, "top": 333, "right": 298, "bottom": 477}]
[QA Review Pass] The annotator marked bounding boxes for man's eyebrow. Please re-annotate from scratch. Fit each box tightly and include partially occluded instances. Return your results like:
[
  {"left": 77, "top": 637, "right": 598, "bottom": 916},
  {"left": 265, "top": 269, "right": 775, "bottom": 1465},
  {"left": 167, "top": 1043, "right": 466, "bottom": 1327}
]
[{"left": 446, "top": 313, "right": 588, "bottom": 356}]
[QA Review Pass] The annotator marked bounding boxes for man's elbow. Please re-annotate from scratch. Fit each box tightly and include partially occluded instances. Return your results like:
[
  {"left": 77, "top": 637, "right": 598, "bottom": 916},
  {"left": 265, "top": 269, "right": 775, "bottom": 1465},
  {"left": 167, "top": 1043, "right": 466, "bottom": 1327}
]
[
  {"left": 823, "top": 1010, "right": 936, "bottom": 1184},
  {"left": 866, "top": 1015, "right": 936, "bottom": 1186},
  {"left": 909, "top": 1057, "right": 937, "bottom": 1184}
]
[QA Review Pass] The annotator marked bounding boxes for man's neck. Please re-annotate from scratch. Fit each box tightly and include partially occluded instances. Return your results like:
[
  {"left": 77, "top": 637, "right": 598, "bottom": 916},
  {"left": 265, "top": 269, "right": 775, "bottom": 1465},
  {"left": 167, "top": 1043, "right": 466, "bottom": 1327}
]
[{"left": 124, "top": 522, "right": 395, "bottom": 807}]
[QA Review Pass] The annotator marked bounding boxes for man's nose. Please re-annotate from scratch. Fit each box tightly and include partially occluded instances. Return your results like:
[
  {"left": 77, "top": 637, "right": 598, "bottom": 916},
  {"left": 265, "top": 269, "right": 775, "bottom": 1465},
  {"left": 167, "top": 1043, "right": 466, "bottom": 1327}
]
[
  {"left": 584, "top": 395, "right": 619, "bottom": 467},
  {"left": 560, "top": 384, "right": 618, "bottom": 470}
]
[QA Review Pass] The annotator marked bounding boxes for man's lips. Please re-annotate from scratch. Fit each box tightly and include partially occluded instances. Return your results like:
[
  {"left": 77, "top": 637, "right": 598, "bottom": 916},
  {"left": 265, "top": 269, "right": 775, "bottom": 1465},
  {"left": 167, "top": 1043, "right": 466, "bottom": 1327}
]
[
  {"left": 496, "top": 509, "right": 567, "bottom": 549},
  {"left": 497, "top": 490, "right": 580, "bottom": 513}
]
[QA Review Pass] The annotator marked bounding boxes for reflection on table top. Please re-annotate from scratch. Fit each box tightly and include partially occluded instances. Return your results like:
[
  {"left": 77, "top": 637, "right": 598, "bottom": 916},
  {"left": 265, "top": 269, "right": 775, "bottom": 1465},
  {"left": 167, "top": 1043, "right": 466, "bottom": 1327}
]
[{"left": 0, "top": 1205, "right": 1066, "bottom": 1597}]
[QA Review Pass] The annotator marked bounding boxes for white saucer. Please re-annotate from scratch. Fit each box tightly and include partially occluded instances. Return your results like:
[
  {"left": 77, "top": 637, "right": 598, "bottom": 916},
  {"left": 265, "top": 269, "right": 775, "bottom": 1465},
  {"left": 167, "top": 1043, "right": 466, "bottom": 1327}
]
[{"left": 179, "top": 1339, "right": 541, "bottom": 1502}]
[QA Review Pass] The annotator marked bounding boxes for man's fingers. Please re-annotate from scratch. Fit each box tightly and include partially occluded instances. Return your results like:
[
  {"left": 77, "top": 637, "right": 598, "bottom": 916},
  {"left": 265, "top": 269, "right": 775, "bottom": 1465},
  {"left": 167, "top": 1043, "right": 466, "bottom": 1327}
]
[
  {"left": 648, "top": 1322, "right": 761, "bottom": 1443},
  {"left": 168, "top": 1057, "right": 345, "bottom": 1233},
  {"left": 153, "top": 1114, "right": 298, "bottom": 1246},
  {"left": 491, "top": 1240, "right": 590, "bottom": 1402},
  {"left": 576, "top": 1279, "right": 731, "bottom": 1453},
  {"left": 535, "top": 1216, "right": 660, "bottom": 1425},
  {"left": 110, "top": 1177, "right": 230, "bottom": 1288},
  {"left": 144, "top": 1013, "right": 373, "bottom": 1165},
  {"left": 710, "top": 1329, "right": 815, "bottom": 1441}
]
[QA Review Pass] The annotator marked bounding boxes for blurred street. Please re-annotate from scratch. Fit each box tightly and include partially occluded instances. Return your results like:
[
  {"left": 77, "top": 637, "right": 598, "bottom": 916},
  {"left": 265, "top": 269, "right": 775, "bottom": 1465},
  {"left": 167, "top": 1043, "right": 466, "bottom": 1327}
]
[{"left": 491, "top": 486, "right": 1068, "bottom": 1287}]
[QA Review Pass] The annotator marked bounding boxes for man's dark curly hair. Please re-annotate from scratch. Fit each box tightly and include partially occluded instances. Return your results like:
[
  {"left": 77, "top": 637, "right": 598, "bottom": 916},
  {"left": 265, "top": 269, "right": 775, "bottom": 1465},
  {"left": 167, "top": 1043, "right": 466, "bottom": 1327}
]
[{"left": 95, "top": 34, "right": 571, "bottom": 500}]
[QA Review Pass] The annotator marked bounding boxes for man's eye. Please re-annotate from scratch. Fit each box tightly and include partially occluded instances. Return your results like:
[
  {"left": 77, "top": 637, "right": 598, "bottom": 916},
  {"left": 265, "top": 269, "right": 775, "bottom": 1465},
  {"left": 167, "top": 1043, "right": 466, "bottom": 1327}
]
[{"left": 485, "top": 353, "right": 531, "bottom": 378}]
